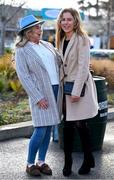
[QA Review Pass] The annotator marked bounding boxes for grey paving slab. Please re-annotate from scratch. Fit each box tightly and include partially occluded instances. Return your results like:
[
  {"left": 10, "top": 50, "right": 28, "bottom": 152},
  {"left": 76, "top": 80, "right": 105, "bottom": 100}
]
[{"left": 0, "top": 121, "right": 114, "bottom": 179}]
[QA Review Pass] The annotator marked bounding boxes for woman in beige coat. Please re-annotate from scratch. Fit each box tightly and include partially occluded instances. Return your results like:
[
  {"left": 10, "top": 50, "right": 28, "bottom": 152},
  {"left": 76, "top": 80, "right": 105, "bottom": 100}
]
[{"left": 56, "top": 8, "right": 99, "bottom": 176}]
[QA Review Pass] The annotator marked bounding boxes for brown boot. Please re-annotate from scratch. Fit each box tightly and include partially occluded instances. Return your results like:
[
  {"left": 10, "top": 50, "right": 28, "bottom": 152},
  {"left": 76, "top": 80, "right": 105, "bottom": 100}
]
[
  {"left": 26, "top": 165, "right": 41, "bottom": 176},
  {"left": 36, "top": 163, "right": 52, "bottom": 175}
]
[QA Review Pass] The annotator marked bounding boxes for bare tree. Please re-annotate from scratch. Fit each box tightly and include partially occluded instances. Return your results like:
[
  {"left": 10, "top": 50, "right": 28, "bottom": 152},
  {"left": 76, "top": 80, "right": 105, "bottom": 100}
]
[
  {"left": 77, "top": 0, "right": 114, "bottom": 48},
  {"left": 0, "top": 0, "right": 26, "bottom": 56},
  {"left": 107, "top": 0, "right": 112, "bottom": 48}
]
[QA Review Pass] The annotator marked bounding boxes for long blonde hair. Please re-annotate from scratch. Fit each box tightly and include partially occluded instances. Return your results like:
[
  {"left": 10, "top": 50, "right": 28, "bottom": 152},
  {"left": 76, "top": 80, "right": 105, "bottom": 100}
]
[{"left": 56, "top": 8, "right": 87, "bottom": 49}]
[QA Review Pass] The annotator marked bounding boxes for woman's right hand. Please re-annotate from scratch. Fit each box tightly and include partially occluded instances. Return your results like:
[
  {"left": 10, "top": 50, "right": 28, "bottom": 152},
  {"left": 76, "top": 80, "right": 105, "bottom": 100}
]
[
  {"left": 37, "top": 98, "right": 48, "bottom": 109},
  {"left": 70, "top": 95, "right": 80, "bottom": 103}
]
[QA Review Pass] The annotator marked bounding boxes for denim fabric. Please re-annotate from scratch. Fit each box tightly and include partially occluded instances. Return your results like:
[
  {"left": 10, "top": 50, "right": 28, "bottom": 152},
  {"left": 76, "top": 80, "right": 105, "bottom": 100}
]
[
  {"left": 52, "top": 125, "right": 59, "bottom": 142},
  {"left": 52, "top": 85, "right": 59, "bottom": 142},
  {"left": 27, "top": 85, "right": 59, "bottom": 164}
]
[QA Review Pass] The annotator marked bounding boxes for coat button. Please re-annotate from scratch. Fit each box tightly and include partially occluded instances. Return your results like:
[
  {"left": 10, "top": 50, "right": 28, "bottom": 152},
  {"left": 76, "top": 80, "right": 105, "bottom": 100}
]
[
  {"left": 64, "top": 74, "right": 67, "bottom": 77},
  {"left": 64, "top": 64, "right": 67, "bottom": 67}
]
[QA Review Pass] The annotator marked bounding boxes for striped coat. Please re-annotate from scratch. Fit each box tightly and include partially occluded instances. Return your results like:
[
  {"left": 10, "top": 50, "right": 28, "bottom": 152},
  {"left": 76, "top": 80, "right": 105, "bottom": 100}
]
[{"left": 15, "top": 40, "right": 62, "bottom": 127}]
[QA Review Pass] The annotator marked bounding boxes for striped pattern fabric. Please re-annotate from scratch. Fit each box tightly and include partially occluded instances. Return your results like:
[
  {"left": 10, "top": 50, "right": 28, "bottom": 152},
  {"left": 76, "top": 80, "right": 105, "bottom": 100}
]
[{"left": 15, "top": 41, "right": 61, "bottom": 127}]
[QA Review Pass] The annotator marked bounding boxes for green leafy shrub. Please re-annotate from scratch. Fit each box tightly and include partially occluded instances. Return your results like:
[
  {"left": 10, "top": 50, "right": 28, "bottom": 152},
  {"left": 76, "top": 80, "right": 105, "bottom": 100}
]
[
  {"left": 0, "top": 53, "right": 15, "bottom": 78},
  {"left": 0, "top": 97, "right": 30, "bottom": 126},
  {"left": 0, "top": 54, "right": 29, "bottom": 126},
  {"left": 5, "top": 48, "right": 12, "bottom": 54},
  {"left": 0, "top": 74, "right": 8, "bottom": 92},
  {"left": 107, "top": 93, "right": 114, "bottom": 105},
  {"left": 8, "top": 79, "right": 23, "bottom": 93},
  {"left": 0, "top": 81, "right": 4, "bottom": 92},
  {"left": 0, "top": 53, "right": 24, "bottom": 95}
]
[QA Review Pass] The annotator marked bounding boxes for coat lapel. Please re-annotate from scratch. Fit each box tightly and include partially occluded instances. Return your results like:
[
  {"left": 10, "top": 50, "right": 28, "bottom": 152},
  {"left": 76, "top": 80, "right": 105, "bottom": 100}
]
[
  {"left": 24, "top": 43, "right": 46, "bottom": 70},
  {"left": 40, "top": 40, "right": 59, "bottom": 70},
  {"left": 59, "top": 42, "right": 64, "bottom": 61},
  {"left": 40, "top": 41, "right": 56, "bottom": 57},
  {"left": 62, "top": 33, "right": 78, "bottom": 64}
]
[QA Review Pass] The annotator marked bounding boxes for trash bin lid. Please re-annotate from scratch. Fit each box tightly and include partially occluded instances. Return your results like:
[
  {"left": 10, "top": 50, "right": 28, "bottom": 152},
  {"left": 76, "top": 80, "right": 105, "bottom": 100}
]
[{"left": 93, "top": 76, "right": 105, "bottom": 81}]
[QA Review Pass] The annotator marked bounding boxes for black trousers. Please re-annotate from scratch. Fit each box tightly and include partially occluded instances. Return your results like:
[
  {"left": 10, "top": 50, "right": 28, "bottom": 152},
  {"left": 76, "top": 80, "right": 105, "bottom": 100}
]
[{"left": 63, "top": 95, "right": 92, "bottom": 159}]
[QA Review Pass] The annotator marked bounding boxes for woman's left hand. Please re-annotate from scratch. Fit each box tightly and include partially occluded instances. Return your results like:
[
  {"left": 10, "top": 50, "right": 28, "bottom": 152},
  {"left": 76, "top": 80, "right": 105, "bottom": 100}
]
[{"left": 70, "top": 95, "right": 80, "bottom": 103}]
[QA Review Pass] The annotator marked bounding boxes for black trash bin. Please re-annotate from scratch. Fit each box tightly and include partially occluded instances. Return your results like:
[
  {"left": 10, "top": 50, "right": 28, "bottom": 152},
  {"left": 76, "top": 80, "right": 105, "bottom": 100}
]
[{"left": 59, "top": 76, "right": 108, "bottom": 152}]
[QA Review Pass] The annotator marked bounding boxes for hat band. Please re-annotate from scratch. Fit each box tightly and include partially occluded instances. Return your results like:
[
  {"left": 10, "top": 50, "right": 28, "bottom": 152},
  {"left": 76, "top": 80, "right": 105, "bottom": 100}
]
[{"left": 22, "top": 20, "right": 38, "bottom": 29}]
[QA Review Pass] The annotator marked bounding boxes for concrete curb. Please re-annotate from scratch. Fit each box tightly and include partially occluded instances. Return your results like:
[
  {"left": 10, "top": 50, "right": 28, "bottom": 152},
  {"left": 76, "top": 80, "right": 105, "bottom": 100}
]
[
  {"left": 0, "top": 121, "right": 33, "bottom": 141},
  {"left": 108, "top": 108, "right": 114, "bottom": 120},
  {"left": 0, "top": 108, "right": 114, "bottom": 141}
]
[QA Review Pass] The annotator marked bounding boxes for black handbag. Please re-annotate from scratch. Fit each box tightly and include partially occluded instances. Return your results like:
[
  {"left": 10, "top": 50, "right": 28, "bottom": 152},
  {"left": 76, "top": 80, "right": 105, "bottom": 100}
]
[{"left": 63, "top": 81, "right": 86, "bottom": 97}]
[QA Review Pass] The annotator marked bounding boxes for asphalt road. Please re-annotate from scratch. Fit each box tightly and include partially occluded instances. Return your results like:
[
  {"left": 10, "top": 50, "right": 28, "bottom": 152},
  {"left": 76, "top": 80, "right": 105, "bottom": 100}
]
[{"left": 0, "top": 120, "right": 114, "bottom": 179}]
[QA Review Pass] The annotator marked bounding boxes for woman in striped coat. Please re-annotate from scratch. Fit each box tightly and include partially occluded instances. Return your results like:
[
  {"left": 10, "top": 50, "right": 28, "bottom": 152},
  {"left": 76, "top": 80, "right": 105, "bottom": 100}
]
[{"left": 15, "top": 15, "right": 62, "bottom": 177}]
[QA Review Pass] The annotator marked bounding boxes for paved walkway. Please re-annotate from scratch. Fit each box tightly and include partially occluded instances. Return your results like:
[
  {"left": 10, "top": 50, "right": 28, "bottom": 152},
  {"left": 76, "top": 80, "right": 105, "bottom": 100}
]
[{"left": 0, "top": 120, "right": 114, "bottom": 179}]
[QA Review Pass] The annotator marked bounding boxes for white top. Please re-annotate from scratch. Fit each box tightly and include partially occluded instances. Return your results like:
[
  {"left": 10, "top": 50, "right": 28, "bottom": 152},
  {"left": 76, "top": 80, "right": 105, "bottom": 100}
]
[{"left": 29, "top": 42, "right": 59, "bottom": 85}]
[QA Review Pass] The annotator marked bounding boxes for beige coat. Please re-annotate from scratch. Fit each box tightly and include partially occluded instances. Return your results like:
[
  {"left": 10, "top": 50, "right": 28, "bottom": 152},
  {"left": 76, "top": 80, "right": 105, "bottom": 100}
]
[{"left": 59, "top": 33, "right": 99, "bottom": 121}]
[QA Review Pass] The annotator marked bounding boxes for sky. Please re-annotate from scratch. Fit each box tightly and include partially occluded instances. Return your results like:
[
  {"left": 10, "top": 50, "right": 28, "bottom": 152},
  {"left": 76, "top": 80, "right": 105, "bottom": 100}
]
[
  {"left": 24, "top": 0, "right": 108, "bottom": 10},
  {"left": 24, "top": 0, "right": 79, "bottom": 10},
  {"left": 4, "top": 0, "right": 108, "bottom": 10}
]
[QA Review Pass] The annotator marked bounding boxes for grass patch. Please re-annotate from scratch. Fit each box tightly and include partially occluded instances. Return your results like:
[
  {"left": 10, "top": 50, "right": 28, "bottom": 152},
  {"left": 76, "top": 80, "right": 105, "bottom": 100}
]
[
  {"left": 0, "top": 88, "right": 114, "bottom": 126},
  {"left": 0, "top": 91, "right": 31, "bottom": 126}
]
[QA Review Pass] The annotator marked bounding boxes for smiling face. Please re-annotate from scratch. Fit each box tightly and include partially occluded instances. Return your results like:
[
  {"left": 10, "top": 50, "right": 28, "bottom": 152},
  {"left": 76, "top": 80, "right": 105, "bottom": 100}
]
[
  {"left": 26, "top": 24, "right": 42, "bottom": 44},
  {"left": 60, "top": 12, "right": 75, "bottom": 39}
]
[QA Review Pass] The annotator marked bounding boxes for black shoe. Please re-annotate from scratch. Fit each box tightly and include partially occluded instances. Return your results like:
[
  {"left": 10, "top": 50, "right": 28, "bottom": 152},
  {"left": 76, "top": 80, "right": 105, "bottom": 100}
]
[
  {"left": 63, "top": 167, "right": 72, "bottom": 176},
  {"left": 89, "top": 154, "right": 95, "bottom": 168},
  {"left": 63, "top": 157, "right": 72, "bottom": 176},
  {"left": 78, "top": 154, "right": 95, "bottom": 175},
  {"left": 78, "top": 162, "right": 91, "bottom": 175}
]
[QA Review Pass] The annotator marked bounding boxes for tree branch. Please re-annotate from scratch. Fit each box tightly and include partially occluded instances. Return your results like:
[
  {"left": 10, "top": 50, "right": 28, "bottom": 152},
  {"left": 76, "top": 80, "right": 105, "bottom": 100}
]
[{"left": 4, "top": 2, "right": 25, "bottom": 25}]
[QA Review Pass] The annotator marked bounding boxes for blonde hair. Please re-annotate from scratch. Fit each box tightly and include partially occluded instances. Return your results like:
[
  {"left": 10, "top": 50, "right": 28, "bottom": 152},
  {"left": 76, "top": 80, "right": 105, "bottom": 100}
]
[
  {"left": 56, "top": 8, "right": 87, "bottom": 49},
  {"left": 15, "top": 27, "right": 32, "bottom": 47}
]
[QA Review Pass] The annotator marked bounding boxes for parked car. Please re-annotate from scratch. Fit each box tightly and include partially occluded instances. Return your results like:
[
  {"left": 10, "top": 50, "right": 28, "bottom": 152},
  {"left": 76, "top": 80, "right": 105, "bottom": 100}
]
[{"left": 90, "top": 49, "right": 114, "bottom": 59}]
